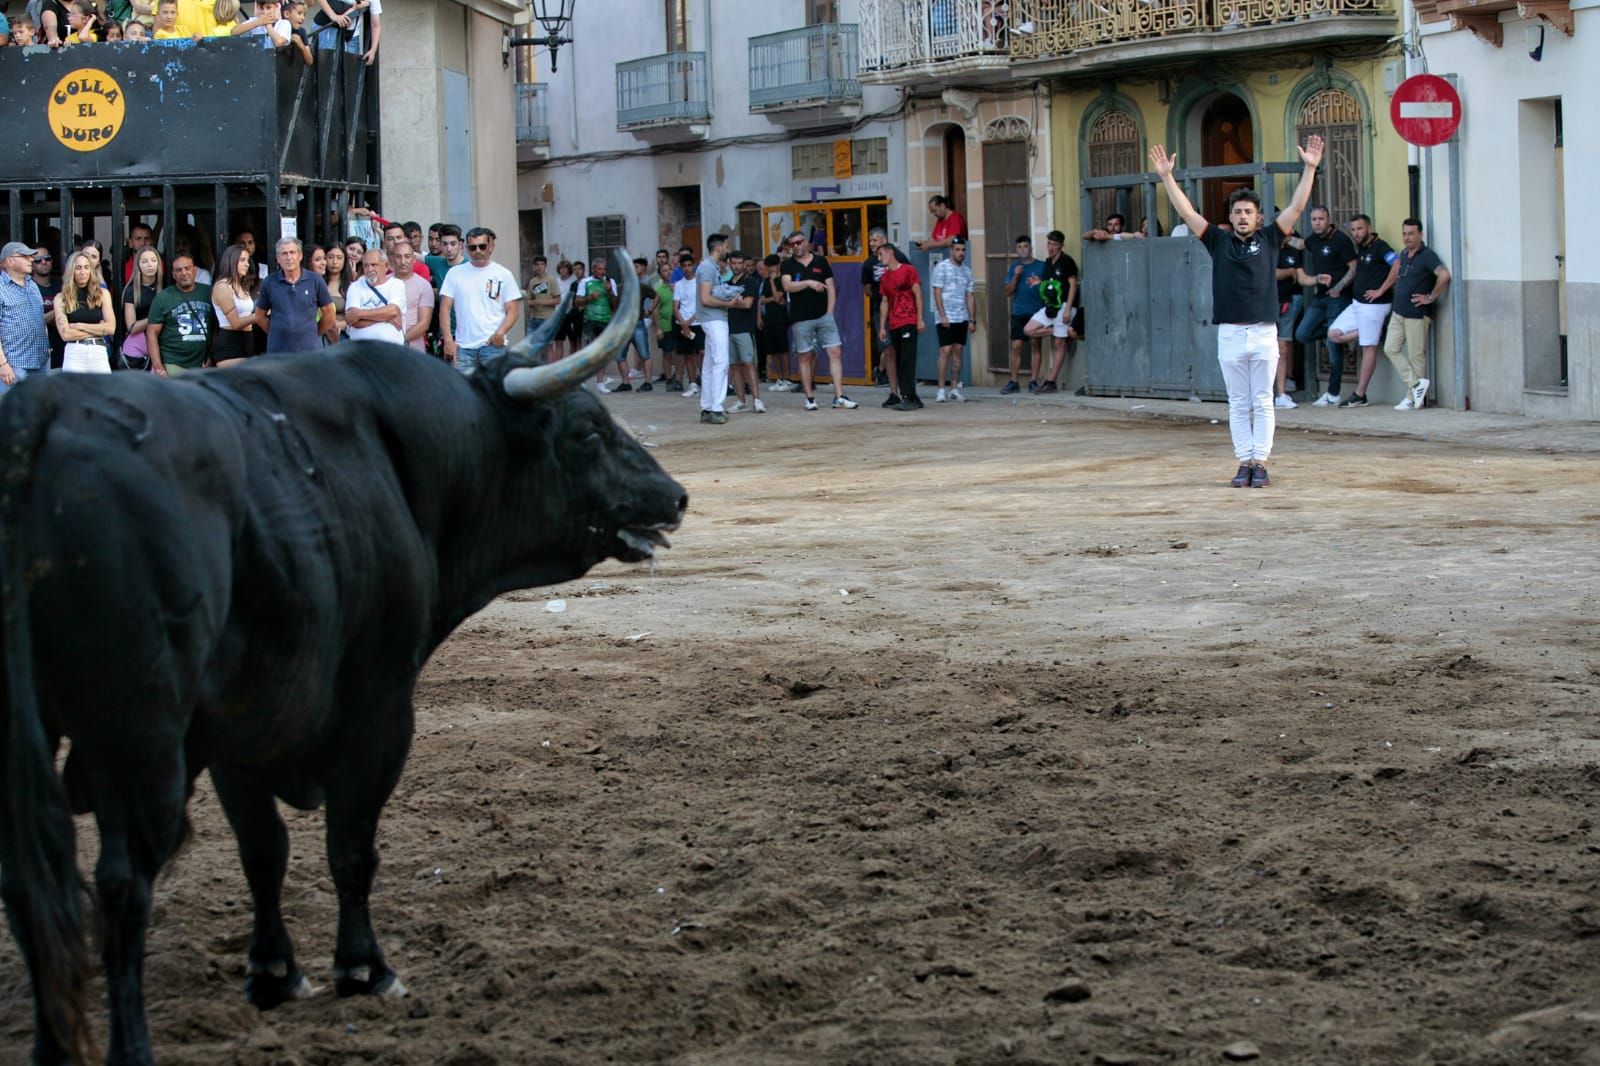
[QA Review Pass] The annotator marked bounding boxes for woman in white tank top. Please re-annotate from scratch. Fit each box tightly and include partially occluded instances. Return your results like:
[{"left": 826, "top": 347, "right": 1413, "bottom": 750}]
[{"left": 213, "top": 244, "right": 260, "bottom": 366}]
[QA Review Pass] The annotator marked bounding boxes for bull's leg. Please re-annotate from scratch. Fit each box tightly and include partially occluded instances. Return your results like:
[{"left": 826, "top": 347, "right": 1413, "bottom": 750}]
[
  {"left": 324, "top": 717, "right": 411, "bottom": 998},
  {"left": 0, "top": 900, "right": 72, "bottom": 1065},
  {"left": 91, "top": 744, "right": 189, "bottom": 1066},
  {"left": 210, "top": 768, "right": 313, "bottom": 1009}
]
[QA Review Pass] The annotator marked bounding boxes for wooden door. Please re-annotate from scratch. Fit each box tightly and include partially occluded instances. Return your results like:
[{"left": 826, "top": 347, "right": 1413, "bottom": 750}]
[{"left": 982, "top": 138, "right": 1029, "bottom": 372}]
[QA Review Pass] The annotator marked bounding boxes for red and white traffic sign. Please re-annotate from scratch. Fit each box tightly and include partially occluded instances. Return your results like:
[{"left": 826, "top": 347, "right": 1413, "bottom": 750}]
[{"left": 1390, "top": 74, "right": 1462, "bottom": 147}]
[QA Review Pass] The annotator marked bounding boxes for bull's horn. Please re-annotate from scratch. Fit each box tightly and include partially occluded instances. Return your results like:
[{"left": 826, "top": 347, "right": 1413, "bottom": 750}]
[
  {"left": 502, "top": 248, "right": 639, "bottom": 402},
  {"left": 503, "top": 287, "right": 573, "bottom": 364}
]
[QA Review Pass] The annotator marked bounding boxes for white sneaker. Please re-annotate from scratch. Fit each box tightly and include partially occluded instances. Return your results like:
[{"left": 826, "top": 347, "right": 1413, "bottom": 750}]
[
  {"left": 951, "top": 387, "right": 966, "bottom": 402},
  {"left": 1394, "top": 396, "right": 1416, "bottom": 411},
  {"left": 832, "top": 395, "right": 859, "bottom": 409},
  {"left": 685, "top": 382, "right": 699, "bottom": 397},
  {"left": 1312, "top": 392, "right": 1338, "bottom": 407},
  {"left": 753, "top": 398, "right": 766, "bottom": 413},
  {"left": 1411, "top": 377, "right": 1429, "bottom": 408},
  {"left": 627, "top": 369, "right": 644, "bottom": 380},
  {"left": 935, "top": 388, "right": 948, "bottom": 403},
  {"left": 803, "top": 397, "right": 818, "bottom": 411},
  {"left": 1274, "top": 393, "right": 1297, "bottom": 409},
  {"left": 597, "top": 379, "right": 616, "bottom": 394},
  {"left": 727, "top": 400, "right": 747, "bottom": 414}
]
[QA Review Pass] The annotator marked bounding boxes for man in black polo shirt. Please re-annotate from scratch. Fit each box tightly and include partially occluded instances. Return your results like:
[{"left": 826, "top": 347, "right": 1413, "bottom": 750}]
[
  {"left": 1380, "top": 218, "right": 1450, "bottom": 411},
  {"left": 1151, "top": 134, "right": 1324, "bottom": 488},
  {"left": 1294, "top": 207, "right": 1358, "bottom": 406},
  {"left": 1038, "top": 229, "right": 1079, "bottom": 393},
  {"left": 1324, "top": 213, "right": 1398, "bottom": 407}
]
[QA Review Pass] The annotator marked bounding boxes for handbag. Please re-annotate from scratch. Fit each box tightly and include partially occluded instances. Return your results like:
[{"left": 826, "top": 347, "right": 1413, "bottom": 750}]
[{"left": 116, "top": 329, "right": 151, "bottom": 372}]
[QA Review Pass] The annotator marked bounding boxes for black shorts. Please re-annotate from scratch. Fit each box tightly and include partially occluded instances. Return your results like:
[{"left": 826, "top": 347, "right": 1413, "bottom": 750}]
[
  {"left": 1009, "top": 313, "right": 1033, "bottom": 342},
  {"left": 761, "top": 315, "right": 789, "bottom": 354},
  {"left": 936, "top": 322, "right": 969, "bottom": 347},
  {"left": 659, "top": 328, "right": 676, "bottom": 355},
  {"left": 678, "top": 326, "right": 705, "bottom": 355},
  {"left": 213, "top": 329, "right": 254, "bottom": 361}
]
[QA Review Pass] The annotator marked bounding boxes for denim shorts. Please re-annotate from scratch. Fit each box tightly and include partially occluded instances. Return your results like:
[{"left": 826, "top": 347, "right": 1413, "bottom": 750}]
[{"left": 790, "top": 314, "right": 841, "bottom": 354}]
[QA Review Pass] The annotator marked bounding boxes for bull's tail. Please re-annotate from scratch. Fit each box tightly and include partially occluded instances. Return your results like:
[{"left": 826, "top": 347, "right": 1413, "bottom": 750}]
[{"left": 0, "top": 392, "right": 95, "bottom": 1064}]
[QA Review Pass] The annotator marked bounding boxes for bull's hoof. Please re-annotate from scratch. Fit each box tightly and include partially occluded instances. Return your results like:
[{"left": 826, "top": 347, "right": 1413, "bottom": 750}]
[
  {"left": 245, "top": 960, "right": 317, "bottom": 1010},
  {"left": 333, "top": 963, "right": 407, "bottom": 999}
]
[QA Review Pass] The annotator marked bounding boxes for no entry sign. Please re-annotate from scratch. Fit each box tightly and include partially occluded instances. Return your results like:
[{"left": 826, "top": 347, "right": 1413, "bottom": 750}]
[{"left": 1391, "top": 74, "right": 1462, "bottom": 147}]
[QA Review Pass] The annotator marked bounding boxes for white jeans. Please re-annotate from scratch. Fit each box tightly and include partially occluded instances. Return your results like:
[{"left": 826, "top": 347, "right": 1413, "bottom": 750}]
[
  {"left": 1217, "top": 323, "right": 1278, "bottom": 462},
  {"left": 700, "top": 320, "right": 729, "bottom": 414},
  {"left": 63, "top": 342, "right": 112, "bottom": 373}
]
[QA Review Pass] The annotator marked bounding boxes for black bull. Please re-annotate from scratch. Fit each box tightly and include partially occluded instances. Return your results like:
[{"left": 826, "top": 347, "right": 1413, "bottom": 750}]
[{"left": 0, "top": 251, "right": 685, "bottom": 1063}]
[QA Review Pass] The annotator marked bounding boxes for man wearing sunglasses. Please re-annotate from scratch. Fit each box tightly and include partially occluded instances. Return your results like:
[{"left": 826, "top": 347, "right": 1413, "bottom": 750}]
[
  {"left": 438, "top": 227, "right": 522, "bottom": 373},
  {"left": 780, "top": 231, "right": 858, "bottom": 411},
  {"left": 0, "top": 242, "right": 53, "bottom": 393}
]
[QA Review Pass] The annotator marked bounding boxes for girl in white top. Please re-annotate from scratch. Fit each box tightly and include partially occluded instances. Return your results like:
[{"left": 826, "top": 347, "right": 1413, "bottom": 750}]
[{"left": 212, "top": 244, "right": 260, "bottom": 366}]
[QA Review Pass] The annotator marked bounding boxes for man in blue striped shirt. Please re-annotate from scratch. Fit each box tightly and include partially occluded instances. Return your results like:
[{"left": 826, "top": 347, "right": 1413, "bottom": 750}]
[{"left": 0, "top": 242, "right": 52, "bottom": 395}]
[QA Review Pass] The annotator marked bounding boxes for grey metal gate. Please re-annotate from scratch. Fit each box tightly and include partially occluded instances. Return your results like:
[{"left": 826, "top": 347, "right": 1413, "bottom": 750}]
[{"left": 1080, "top": 239, "right": 1226, "bottom": 401}]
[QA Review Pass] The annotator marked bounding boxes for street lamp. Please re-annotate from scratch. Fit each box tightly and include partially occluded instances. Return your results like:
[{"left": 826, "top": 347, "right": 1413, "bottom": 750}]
[{"left": 503, "top": 0, "right": 576, "bottom": 72}]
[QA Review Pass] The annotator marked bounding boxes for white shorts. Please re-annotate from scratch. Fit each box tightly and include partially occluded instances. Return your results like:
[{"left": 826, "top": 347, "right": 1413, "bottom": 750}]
[
  {"left": 63, "top": 342, "right": 112, "bottom": 373},
  {"left": 1027, "top": 307, "right": 1071, "bottom": 339},
  {"left": 1328, "top": 301, "right": 1391, "bottom": 346}
]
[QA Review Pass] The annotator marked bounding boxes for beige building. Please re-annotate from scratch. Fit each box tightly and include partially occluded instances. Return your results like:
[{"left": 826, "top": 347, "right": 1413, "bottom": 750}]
[{"left": 379, "top": 0, "right": 521, "bottom": 289}]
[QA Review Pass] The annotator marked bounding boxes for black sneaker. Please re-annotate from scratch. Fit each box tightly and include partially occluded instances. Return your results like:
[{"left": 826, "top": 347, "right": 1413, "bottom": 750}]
[
  {"left": 666, "top": 379, "right": 682, "bottom": 392},
  {"left": 894, "top": 399, "right": 925, "bottom": 411},
  {"left": 1000, "top": 381, "right": 1020, "bottom": 395},
  {"left": 1038, "top": 381, "right": 1058, "bottom": 394},
  {"left": 881, "top": 393, "right": 902, "bottom": 408},
  {"left": 612, "top": 382, "right": 633, "bottom": 392},
  {"left": 1250, "top": 464, "right": 1271, "bottom": 488},
  {"left": 1230, "top": 463, "right": 1252, "bottom": 488},
  {"left": 699, "top": 410, "right": 728, "bottom": 425},
  {"left": 1027, "top": 380, "right": 1041, "bottom": 394},
  {"left": 1338, "top": 394, "right": 1368, "bottom": 408},
  {"left": 637, "top": 382, "right": 653, "bottom": 392}
]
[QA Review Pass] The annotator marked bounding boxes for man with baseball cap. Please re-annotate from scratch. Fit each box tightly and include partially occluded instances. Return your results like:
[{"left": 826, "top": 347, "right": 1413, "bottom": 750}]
[{"left": 0, "top": 241, "right": 52, "bottom": 393}]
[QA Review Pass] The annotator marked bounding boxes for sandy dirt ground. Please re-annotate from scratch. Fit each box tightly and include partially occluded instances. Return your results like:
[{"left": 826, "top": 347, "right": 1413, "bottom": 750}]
[{"left": 4, "top": 391, "right": 1599, "bottom": 1065}]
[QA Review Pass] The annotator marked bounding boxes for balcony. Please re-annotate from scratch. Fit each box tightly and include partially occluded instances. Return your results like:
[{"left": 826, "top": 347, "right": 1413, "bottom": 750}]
[
  {"left": 858, "top": 0, "right": 1014, "bottom": 84},
  {"left": 1008, "top": 0, "right": 1398, "bottom": 73},
  {"left": 749, "top": 23, "right": 862, "bottom": 123},
  {"left": 616, "top": 52, "right": 710, "bottom": 138},
  {"left": 515, "top": 82, "right": 549, "bottom": 162}
]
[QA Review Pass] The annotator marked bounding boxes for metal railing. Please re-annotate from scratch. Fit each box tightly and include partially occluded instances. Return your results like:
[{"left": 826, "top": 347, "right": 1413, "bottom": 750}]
[
  {"left": 858, "top": 0, "right": 1010, "bottom": 71},
  {"left": 616, "top": 51, "right": 710, "bottom": 128},
  {"left": 749, "top": 23, "right": 862, "bottom": 109},
  {"left": 1009, "top": 0, "right": 1392, "bottom": 58},
  {"left": 515, "top": 82, "right": 549, "bottom": 145}
]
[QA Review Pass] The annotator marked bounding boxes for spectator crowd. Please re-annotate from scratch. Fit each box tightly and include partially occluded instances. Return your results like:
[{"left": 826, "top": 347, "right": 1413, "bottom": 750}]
[{"left": 1, "top": 0, "right": 381, "bottom": 63}]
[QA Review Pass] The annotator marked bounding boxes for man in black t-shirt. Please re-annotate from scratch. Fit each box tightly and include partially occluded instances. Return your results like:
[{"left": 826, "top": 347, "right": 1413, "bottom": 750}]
[
  {"left": 1294, "top": 207, "right": 1358, "bottom": 406},
  {"left": 1324, "top": 214, "right": 1398, "bottom": 407},
  {"left": 1273, "top": 235, "right": 1305, "bottom": 408},
  {"left": 1380, "top": 218, "right": 1450, "bottom": 411},
  {"left": 781, "top": 230, "right": 858, "bottom": 411},
  {"left": 1151, "top": 135, "right": 1324, "bottom": 488},
  {"left": 1038, "top": 230, "right": 1079, "bottom": 393}
]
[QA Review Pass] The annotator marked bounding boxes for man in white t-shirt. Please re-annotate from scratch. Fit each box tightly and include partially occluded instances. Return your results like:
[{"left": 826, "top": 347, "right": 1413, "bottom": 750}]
[
  {"left": 344, "top": 249, "right": 406, "bottom": 345},
  {"left": 437, "top": 226, "right": 522, "bottom": 373}
]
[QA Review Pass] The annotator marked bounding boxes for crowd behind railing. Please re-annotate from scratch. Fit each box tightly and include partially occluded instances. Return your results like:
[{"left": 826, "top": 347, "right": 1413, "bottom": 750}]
[{"left": 0, "top": 0, "right": 381, "bottom": 64}]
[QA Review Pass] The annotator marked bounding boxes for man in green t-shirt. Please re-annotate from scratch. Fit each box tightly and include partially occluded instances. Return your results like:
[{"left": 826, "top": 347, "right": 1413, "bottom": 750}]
[
  {"left": 575, "top": 257, "right": 616, "bottom": 342},
  {"left": 146, "top": 254, "right": 214, "bottom": 376}
]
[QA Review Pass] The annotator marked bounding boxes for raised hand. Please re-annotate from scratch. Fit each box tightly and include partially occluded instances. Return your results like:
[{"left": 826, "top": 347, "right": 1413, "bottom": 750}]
[
  {"left": 1298, "top": 133, "right": 1325, "bottom": 169},
  {"left": 1149, "top": 144, "right": 1177, "bottom": 178}
]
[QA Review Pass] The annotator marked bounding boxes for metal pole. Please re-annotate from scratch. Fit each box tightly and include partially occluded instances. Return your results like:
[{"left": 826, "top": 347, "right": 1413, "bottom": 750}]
[{"left": 1446, "top": 74, "right": 1467, "bottom": 410}]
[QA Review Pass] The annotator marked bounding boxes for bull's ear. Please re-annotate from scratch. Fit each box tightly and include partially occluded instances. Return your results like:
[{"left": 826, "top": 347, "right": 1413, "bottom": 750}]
[
  {"left": 490, "top": 288, "right": 574, "bottom": 372},
  {"left": 502, "top": 248, "right": 639, "bottom": 403}
]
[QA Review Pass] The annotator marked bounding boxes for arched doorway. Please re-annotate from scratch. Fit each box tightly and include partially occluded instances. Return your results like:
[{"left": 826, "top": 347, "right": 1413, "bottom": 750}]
[
  {"left": 942, "top": 125, "right": 967, "bottom": 217},
  {"left": 1200, "top": 94, "right": 1253, "bottom": 223}
]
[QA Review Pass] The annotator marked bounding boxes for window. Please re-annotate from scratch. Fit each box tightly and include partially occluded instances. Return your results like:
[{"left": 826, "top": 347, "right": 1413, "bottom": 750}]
[
  {"left": 586, "top": 215, "right": 626, "bottom": 268},
  {"left": 1086, "top": 109, "right": 1140, "bottom": 228},
  {"left": 792, "top": 137, "right": 889, "bottom": 180},
  {"left": 1296, "top": 88, "right": 1364, "bottom": 229}
]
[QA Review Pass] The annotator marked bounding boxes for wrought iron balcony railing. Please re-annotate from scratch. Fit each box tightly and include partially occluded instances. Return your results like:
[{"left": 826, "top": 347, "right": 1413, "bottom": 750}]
[
  {"left": 858, "top": 0, "right": 1010, "bottom": 73},
  {"left": 615, "top": 51, "right": 710, "bottom": 129},
  {"left": 1008, "top": 0, "right": 1393, "bottom": 58},
  {"left": 749, "top": 23, "right": 862, "bottom": 110},
  {"left": 515, "top": 82, "right": 549, "bottom": 145}
]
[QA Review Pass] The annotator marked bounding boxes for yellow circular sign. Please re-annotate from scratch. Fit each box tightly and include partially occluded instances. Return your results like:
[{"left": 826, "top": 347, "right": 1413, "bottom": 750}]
[{"left": 48, "top": 69, "right": 126, "bottom": 153}]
